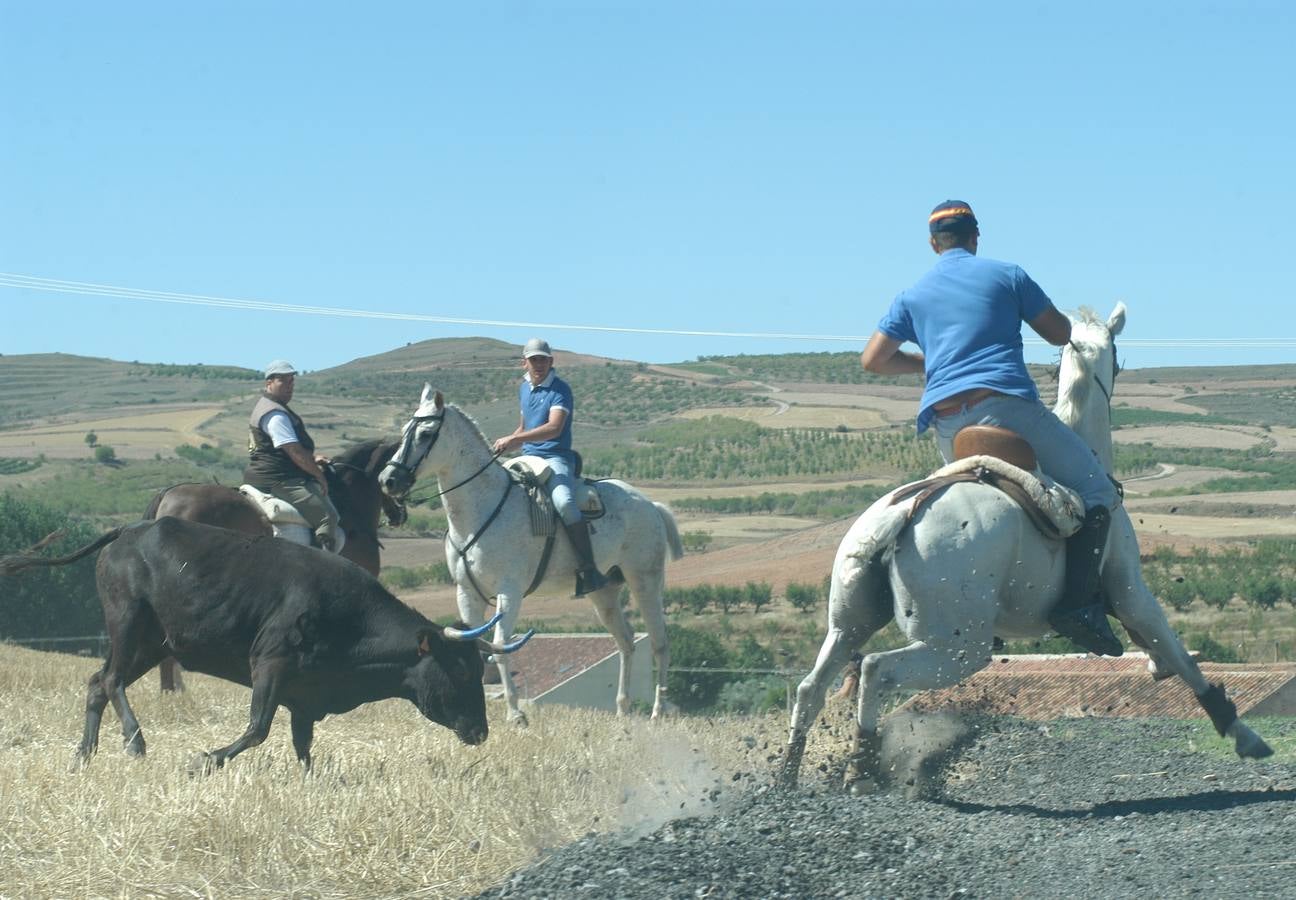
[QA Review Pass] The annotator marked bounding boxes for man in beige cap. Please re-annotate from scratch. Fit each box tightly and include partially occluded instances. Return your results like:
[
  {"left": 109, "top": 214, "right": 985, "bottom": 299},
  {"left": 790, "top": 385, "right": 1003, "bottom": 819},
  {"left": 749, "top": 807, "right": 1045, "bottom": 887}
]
[{"left": 243, "top": 360, "right": 339, "bottom": 553}]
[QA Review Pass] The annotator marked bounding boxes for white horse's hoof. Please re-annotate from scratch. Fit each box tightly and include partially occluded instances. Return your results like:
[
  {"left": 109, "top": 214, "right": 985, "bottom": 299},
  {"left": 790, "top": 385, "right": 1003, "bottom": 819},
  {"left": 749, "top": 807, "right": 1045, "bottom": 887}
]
[
  {"left": 847, "top": 777, "right": 882, "bottom": 797},
  {"left": 1228, "top": 721, "right": 1274, "bottom": 759},
  {"left": 507, "top": 712, "right": 530, "bottom": 729}
]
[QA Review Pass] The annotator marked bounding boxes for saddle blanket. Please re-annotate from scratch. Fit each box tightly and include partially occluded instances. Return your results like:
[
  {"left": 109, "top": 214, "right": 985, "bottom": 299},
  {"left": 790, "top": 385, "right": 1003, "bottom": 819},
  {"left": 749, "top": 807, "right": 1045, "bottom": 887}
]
[
  {"left": 239, "top": 484, "right": 310, "bottom": 527},
  {"left": 505, "top": 456, "right": 604, "bottom": 521},
  {"left": 895, "top": 455, "right": 1085, "bottom": 540}
]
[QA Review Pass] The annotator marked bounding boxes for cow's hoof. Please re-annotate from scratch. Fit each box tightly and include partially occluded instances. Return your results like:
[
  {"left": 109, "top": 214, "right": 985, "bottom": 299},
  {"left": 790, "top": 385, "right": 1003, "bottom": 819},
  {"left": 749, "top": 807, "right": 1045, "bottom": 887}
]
[
  {"left": 69, "top": 750, "right": 93, "bottom": 773},
  {"left": 187, "top": 753, "right": 220, "bottom": 777}
]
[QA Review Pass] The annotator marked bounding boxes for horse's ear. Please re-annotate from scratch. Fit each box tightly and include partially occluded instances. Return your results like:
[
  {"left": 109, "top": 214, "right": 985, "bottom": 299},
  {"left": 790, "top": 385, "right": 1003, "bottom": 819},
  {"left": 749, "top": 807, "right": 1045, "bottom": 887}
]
[
  {"left": 1107, "top": 302, "right": 1127, "bottom": 337},
  {"left": 419, "top": 383, "right": 434, "bottom": 405},
  {"left": 434, "top": 390, "right": 444, "bottom": 410}
]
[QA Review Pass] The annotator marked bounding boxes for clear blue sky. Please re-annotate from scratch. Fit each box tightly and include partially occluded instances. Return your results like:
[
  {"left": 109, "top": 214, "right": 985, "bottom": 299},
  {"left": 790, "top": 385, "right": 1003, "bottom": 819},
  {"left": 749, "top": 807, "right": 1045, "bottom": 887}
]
[{"left": 3, "top": 2, "right": 1293, "bottom": 373}]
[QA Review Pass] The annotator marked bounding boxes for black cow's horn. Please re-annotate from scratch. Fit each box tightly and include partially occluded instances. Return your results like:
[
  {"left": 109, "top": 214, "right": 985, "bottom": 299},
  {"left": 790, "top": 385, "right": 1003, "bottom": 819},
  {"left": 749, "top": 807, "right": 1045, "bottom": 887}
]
[
  {"left": 479, "top": 629, "right": 535, "bottom": 655},
  {"left": 442, "top": 610, "right": 503, "bottom": 642}
]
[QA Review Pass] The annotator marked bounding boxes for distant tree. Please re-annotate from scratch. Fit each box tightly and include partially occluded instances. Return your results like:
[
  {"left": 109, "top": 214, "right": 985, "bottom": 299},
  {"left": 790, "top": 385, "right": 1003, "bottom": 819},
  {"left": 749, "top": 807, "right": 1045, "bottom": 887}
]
[
  {"left": 744, "top": 581, "right": 773, "bottom": 614},
  {"left": 0, "top": 494, "right": 103, "bottom": 639},
  {"left": 682, "top": 530, "right": 713, "bottom": 553},
  {"left": 665, "top": 624, "right": 731, "bottom": 711},
  {"left": 93, "top": 445, "right": 117, "bottom": 464},
  {"left": 83, "top": 431, "right": 97, "bottom": 449},
  {"left": 785, "top": 581, "right": 822, "bottom": 613}
]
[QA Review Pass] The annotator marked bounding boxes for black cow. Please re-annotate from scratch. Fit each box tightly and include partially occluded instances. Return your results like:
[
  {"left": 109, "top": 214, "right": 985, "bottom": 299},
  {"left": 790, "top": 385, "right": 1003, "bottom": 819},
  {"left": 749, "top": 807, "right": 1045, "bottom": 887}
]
[{"left": 1, "top": 517, "right": 531, "bottom": 770}]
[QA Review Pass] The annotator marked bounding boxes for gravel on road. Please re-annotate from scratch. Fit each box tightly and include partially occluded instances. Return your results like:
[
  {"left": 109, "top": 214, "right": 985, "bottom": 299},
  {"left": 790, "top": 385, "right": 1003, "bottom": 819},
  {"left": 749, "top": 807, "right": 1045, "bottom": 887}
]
[{"left": 477, "top": 716, "right": 1296, "bottom": 900}]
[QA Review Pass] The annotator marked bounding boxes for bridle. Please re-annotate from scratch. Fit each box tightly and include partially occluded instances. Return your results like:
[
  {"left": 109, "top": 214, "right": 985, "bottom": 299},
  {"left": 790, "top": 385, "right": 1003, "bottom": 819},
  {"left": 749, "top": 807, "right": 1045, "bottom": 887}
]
[
  {"left": 1066, "top": 337, "right": 1119, "bottom": 408},
  {"left": 386, "top": 411, "right": 504, "bottom": 502}
]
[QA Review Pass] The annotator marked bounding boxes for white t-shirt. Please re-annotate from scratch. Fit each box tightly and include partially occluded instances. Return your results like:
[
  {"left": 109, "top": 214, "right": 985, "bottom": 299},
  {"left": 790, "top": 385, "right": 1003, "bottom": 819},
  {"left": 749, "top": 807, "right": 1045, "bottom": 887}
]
[{"left": 260, "top": 410, "right": 301, "bottom": 448}]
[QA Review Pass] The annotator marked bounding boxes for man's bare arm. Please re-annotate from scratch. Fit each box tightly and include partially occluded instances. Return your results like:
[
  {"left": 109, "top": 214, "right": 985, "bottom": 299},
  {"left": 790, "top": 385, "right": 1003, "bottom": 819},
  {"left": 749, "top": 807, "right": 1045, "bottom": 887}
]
[
  {"left": 860, "top": 331, "right": 925, "bottom": 376},
  {"left": 1028, "top": 306, "right": 1072, "bottom": 346},
  {"left": 493, "top": 409, "right": 568, "bottom": 454}
]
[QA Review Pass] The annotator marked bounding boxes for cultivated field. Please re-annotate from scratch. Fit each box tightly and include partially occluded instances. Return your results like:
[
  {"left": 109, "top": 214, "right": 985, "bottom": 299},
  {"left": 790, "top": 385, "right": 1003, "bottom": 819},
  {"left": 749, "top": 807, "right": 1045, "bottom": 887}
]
[
  {"left": 677, "top": 404, "right": 887, "bottom": 430},
  {"left": 0, "top": 406, "right": 225, "bottom": 459}
]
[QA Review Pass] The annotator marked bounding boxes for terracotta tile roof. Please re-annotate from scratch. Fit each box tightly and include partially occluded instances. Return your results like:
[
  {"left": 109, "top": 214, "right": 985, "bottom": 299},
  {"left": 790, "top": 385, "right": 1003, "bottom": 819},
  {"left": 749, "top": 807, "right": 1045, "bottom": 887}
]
[
  {"left": 492, "top": 633, "right": 633, "bottom": 700},
  {"left": 904, "top": 654, "right": 1296, "bottom": 719}
]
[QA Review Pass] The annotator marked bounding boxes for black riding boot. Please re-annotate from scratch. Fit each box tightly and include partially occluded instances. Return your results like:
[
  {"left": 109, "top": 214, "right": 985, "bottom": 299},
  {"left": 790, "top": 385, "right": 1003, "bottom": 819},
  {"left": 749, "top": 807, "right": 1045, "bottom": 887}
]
[
  {"left": 1049, "top": 506, "right": 1124, "bottom": 656},
  {"left": 564, "top": 518, "right": 609, "bottom": 597}
]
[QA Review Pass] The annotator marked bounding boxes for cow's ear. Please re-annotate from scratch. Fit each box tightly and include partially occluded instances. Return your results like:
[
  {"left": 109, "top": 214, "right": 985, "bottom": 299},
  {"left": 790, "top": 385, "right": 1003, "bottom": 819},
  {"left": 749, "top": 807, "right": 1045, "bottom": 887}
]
[{"left": 417, "top": 631, "right": 433, "bottom": 656}]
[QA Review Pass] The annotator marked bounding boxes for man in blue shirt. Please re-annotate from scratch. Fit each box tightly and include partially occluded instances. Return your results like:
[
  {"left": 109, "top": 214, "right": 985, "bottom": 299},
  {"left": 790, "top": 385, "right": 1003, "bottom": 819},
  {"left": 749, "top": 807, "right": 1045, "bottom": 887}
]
[
  {"left": 860, "top": 201, "right": 1122, "bottom": 656},
  {"left": 493, "top": 338, "right": 609, "bottom": 596}
]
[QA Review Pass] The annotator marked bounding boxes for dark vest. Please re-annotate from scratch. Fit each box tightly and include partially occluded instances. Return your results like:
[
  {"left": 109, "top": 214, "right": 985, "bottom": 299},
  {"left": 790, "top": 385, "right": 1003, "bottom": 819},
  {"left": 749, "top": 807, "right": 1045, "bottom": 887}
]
[{"left": 244, "top": 393, "right": 316, "bottom": 489}]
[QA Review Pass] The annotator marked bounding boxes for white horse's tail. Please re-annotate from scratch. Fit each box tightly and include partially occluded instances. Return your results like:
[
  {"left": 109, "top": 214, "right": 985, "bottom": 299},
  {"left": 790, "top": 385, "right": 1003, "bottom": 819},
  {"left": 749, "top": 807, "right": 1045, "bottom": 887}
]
[
  {"left": 654, "top": 502, "right": 685, "bottom": 561},
  {"left": 844, "top": 501, "right": 911, "bottom": 566}
]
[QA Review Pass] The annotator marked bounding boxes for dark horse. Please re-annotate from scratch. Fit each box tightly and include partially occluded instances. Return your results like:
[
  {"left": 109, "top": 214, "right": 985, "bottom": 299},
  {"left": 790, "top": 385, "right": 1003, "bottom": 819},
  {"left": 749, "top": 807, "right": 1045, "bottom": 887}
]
[{"left": 144, "top": 438, "right": 407, "bottom": 691}]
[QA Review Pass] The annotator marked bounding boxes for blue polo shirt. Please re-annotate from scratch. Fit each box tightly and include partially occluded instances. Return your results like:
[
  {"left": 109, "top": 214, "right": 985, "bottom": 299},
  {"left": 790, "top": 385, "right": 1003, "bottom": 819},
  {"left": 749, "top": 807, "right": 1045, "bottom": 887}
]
[
  {"left": 520, "top": 370, "right": 574, "bottom": 457},
  {"left": 877, "top": 248, "right": 1052, "bottom": 433}
]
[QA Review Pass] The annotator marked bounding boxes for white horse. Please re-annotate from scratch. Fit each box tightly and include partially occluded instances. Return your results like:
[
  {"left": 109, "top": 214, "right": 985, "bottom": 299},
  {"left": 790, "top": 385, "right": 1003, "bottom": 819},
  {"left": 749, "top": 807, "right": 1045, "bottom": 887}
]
[
  {"left": 379, "top": 386, "right": 684, "bottom": 723},
  {"left": 782, "top": 303, "right": 1273, "bottom": 788}
]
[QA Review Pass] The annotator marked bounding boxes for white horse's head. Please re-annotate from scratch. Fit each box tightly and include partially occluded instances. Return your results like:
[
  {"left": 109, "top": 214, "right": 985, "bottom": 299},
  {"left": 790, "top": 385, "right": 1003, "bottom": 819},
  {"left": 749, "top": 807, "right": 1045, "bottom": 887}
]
[
  {"left": 1055, "top": 302, "right": 1126, "bottom": 471},
  {"left": 379, "top": 384, "right": 446, "bottom": 498}
]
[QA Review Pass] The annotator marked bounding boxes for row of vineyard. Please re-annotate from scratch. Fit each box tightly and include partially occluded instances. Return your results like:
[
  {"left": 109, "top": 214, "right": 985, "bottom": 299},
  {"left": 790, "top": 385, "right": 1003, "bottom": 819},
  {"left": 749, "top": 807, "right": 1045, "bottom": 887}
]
[
  {"left": 585, "top": 417, "right": 943, "bottom": 481},
  {"left": 0, "top": 457, "right": 42, "bottom": 475},
  {"left": 672, "top": 483, "right": 890, "bottom": 519}
]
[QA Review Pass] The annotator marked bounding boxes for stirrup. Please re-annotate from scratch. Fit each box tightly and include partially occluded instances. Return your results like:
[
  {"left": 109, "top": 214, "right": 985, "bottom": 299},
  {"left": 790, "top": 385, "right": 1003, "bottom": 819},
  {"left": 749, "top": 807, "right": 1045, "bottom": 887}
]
[
  {"left": 1050, "top": 604, "right": 1124, "bottom": 657},
  {"left": 575, "top": 568, "right": 610, "bottom": 597}
]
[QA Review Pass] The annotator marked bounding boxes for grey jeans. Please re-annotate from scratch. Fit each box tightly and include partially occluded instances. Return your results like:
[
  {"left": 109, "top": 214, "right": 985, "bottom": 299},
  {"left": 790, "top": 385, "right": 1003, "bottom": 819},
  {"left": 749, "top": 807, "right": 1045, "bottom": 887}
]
[
  {"left": 931, "top": 394, "right": 1118, "bottom": 511},
  {"left": 543, "top": 454, "right": 583, "bottom": 527},
  {"left": 269, "top": 478, "right": 341, "bottom": 550}
]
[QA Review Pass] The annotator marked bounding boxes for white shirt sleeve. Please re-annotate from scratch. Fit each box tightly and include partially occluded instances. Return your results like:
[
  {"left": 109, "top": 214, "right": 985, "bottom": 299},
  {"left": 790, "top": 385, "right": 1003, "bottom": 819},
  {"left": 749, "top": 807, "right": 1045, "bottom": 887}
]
[{"left": 261, "top": 410, "right": 300, "bottom": 448}]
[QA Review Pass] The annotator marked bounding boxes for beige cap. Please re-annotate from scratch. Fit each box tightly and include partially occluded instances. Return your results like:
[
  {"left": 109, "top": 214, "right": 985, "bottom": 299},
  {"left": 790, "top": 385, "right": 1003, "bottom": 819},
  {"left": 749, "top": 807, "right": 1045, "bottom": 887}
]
[{"left": 523, "top": 338, "right": 553, "bottom": 359}]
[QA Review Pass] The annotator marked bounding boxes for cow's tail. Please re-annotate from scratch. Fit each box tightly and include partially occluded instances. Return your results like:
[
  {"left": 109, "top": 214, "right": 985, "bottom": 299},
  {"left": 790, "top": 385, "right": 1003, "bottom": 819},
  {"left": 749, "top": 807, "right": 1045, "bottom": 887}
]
[
  {"left": 0, "top": 527, "right": 126, "bottom": 577},
  {"left": 654, "top": 502, "right": 685, "bottom": 561}
]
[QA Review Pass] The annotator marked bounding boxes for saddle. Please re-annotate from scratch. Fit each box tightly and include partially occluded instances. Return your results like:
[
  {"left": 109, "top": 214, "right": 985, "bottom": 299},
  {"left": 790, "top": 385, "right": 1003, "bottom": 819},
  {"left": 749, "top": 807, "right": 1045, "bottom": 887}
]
[
  {"left": 890, "top": 426, "right": 1083, "bottom": 540},
  {"left": 505, "top": 455, "right": 605, "bottom": 520},
  {"left": 237, "top": 484, "right": 347, "bottom": 553}
]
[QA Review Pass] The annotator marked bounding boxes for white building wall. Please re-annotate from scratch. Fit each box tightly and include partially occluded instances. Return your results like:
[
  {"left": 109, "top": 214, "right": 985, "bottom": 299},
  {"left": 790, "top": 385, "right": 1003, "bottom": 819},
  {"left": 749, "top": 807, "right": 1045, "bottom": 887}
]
[{"left": 532, "top": 635, "right": 654, "bottom": 713}]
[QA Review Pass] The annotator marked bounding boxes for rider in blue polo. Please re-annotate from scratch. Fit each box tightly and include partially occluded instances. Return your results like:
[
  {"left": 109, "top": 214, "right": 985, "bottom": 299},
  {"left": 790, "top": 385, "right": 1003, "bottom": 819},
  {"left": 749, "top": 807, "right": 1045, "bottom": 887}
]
[
  {"left": 493, "top": 338, "right": 609, "bottom": 597},
  {"left": 860, "top": 200, "right": 1122, "bottom": 657}
]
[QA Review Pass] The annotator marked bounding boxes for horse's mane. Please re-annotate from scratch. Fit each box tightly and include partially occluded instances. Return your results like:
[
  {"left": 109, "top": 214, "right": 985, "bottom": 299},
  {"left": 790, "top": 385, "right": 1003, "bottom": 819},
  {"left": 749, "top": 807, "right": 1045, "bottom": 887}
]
[
  {"left": 1054, "top": 306, "right": 1116, "bottom": 428},
  {"left": 445, "top": 403, "right": 492, "bottom": 451},
  {"left": 334, "top": 438, "right": 400, "bottom": 476}
]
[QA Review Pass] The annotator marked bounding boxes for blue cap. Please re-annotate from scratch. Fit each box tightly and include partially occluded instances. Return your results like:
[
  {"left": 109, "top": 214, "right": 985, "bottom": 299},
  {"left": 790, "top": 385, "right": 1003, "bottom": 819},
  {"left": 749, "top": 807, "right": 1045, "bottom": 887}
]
[{"left": 928, "top": 200, "right": 978, "bottom": 234}]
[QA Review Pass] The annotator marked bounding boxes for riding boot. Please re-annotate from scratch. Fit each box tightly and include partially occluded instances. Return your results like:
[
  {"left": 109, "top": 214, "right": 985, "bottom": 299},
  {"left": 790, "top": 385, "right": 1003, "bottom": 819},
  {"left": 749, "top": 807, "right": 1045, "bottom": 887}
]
[
  {"left": 563, "top": 518, "right": 609, "bottom": 597},
  {"left": 1048, "top": 506, "right": 1124, "bottom": 657}
]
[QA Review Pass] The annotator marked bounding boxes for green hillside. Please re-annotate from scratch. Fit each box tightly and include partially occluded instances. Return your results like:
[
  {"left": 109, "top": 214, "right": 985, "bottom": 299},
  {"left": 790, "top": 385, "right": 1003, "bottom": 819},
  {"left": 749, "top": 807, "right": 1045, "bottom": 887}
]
[{"left": 0, "top": 353, "right": 256, "bottom": 426}]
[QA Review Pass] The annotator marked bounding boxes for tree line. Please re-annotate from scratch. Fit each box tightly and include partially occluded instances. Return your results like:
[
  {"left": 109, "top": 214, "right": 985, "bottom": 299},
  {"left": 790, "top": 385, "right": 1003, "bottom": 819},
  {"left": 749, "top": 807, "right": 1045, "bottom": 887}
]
[{"left": 1142, "top": 540, "right": 1296, "bottom": 610}]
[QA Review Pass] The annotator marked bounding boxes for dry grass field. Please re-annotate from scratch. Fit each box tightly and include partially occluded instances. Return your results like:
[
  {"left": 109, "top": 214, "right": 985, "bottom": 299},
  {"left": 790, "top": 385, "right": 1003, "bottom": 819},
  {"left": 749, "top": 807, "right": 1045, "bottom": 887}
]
[
  {"left": 1112, "top": 424, "right": 1267, "bottom": 451},
  {"left": 0, "top": 644, "right": 799, "bottom": 899},
  {"left": 0, "top": 406, "right": 225, "bottom": 459}
]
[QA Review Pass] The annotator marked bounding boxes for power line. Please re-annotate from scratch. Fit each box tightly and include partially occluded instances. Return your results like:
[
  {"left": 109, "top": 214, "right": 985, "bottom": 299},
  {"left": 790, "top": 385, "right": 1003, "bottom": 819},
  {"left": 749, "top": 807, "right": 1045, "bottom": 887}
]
[{"left": 4, "top": 271, "right": 1296, "bottom": 350}]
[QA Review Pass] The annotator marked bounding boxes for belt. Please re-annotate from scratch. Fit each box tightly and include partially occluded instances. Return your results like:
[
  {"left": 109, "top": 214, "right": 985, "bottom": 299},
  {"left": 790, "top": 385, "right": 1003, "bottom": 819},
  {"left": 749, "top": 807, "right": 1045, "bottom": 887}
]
[{"left": 932, "top": 388, "right": 1005, "bottom": 418}]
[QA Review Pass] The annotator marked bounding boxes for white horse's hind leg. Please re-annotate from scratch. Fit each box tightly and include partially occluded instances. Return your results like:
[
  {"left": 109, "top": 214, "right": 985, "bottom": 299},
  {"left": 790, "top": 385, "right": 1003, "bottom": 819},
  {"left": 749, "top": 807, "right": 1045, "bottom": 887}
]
[
  {"left": 781, "top": 550, "right": 895, "bottom": 787},
  {"left": 849, "top": 635, "right": 992, "bottom": 788},
  {"left": 587, "top": 582, "right": 636, "bottom": 715},
  {"left": 624, "top": 566, "right": 672, "bottom": 719}
]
